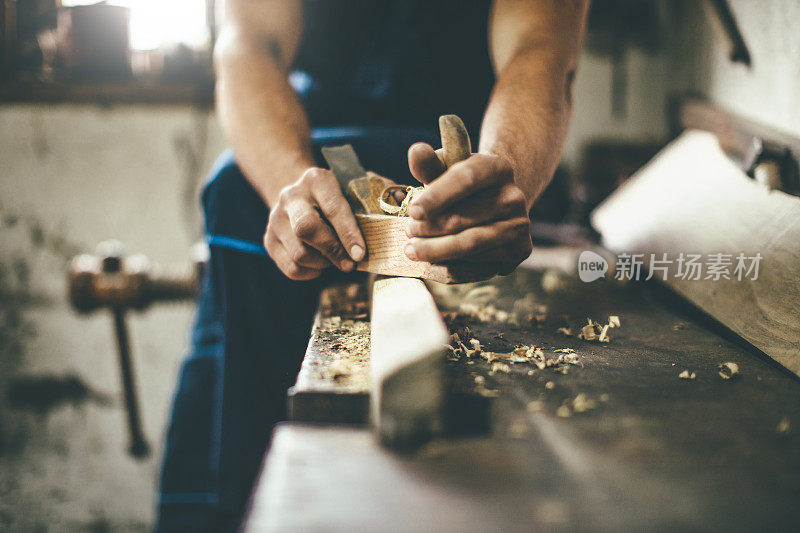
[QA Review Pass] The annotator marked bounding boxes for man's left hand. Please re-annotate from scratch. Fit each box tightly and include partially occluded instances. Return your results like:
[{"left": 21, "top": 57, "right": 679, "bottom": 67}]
[{"left": 404, "top": 142, "right": 533, "bottom": 275}]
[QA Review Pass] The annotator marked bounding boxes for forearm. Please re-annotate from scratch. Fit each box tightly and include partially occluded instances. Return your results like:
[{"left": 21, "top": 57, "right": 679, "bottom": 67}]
[
  {"left": 215, "top": 35, "right": 313, "bottom": 207},
  {"left": 481, "top": 0, "right": 589, "bottom": 210},
  {"left": 480, "top": 48, "right": 574, "bottom": 210}
]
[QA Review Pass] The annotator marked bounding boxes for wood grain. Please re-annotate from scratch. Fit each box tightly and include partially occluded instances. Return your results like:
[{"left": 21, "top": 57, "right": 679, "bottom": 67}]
[
  {"left": 355, "top": 214, "right": 493, "bottom": 284},
  {"left": 592, "top": 130, "right": 800, "bottom": 376},
  {"left": 287, "top": 282, "right": 371, "bottom": 425},
  {"left": 370, "top": 276, "right": 450, "bottom": 448}
]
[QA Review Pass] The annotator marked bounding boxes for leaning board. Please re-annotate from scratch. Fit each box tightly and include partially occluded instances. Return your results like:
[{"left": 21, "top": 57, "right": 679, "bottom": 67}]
[{"left": 592, "top": 130, "right": 800, "bottom": 376}]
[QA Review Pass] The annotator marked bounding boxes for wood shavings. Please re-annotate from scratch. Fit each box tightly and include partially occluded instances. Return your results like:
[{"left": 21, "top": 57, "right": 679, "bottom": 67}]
[
  {"left": 580, "top": 322, "right": 599, "bottom": 341},
  {"left": 718, "top": 361, "right": 739, "bottom": 380},
  {"left": 571, "top": 393, "right": 596, "bottom": 413},
  {"left": 464, "top": 285, "right": 499, "bottom": 304},
  {"left": 777, "top": 416, "right": 791, "bottom": 435},
  {"left": 672, "top": 321, "right": 688, "bottom": 330},
  {"left": 556, "top": 405, "right": 571, "bottom": 417},
  {"left": 379, "top": 185, "right": 422, "bottom": 216},
  {"left": 678, "top": 370, "right": 696, "bottom": 380},
  {"left": 474, "top": 375, "right": 485, "bottom": 385},
  {"left": 556, "top": 327, "right": 573, "bottom": 336},
  {"left": 579, "top": 316, "right": 621, "bottom": 343},
  {"left": 511, "top": 294, "right": 548, "bottom": 326},
  {"left": 448, "top": 292, "right": 547, "bottom": 327},
  {"left": 313, "top": 316, "right": 370, "bottom": 389},
  {"left": 545, "top": 381, "right": 555, "bottom": 390},
  {"left": 491, "top": 362, "right": 511, "bottom": 374},
  {"left": 598, "top": 324, "right": 611, "bottom": 342}
]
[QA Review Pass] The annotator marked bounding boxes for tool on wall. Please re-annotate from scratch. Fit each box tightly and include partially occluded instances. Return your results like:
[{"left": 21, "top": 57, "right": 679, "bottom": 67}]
[
  {"left": 67, "top": 240, "right": 206, "bottom": 458},
  {"left": 703, "top": 0, "right": 751, "bottom": 66},
  {"left": 677, "top": 98, "right": 799, "bottom": 196}
]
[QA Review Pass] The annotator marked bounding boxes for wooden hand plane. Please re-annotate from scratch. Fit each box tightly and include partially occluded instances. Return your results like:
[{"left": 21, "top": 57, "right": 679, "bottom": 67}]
[{"left": 322, "top": 115, "right": 494, "bottom": 284}]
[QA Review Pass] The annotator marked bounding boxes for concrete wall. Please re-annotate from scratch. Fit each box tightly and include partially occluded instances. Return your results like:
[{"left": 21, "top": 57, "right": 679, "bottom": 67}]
[
  {"left": 0, "top": 104, "right": 225, "bottom": 530},
  {"left": 666, "top": 0, "right": 800, "bottom": 138}
]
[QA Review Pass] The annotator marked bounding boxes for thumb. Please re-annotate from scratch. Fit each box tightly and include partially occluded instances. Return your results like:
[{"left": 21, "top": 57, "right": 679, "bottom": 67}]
[{"left": 408, "top": 142, "right": 446, "bottom": 185}]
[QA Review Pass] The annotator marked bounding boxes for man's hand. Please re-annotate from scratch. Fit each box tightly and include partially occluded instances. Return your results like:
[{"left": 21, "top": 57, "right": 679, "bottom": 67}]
[
  {"left": 404, "top": 143, "right": 533, "bottom": 275},
  {"left": 265, "top": 167, "right": 366, "bottom": 280}
]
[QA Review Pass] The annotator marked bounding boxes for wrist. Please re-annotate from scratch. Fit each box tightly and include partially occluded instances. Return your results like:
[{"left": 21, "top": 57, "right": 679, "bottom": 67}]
[{"left": 255, "top": 158, "right": 317, "bottom": 208}]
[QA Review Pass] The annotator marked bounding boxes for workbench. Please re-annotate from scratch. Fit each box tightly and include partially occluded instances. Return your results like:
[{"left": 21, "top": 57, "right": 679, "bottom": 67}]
[{"left": 244, "top": 249, "right": 800, "bottom": 532}]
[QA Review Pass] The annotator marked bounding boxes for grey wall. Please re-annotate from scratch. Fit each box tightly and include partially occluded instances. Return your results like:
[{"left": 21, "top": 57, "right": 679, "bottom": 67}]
[
  {"left": 0, "top": 104, "right": 225, "bottom": 530},
  {"left": 666, "top": 0, "right": 800, "bottom": 137}
]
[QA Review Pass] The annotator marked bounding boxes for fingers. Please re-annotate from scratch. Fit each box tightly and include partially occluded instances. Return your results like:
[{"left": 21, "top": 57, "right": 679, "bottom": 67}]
[
  {"left": 264, "top": 232, "right": 323, "bottom": 281},
  {"left": 406, "top": 185, "right": 525, "bottom": 237},
  {"left": 409, "top": 154, "right": 513, "bottom": 220},
  {"left": 305, "top": 168, "right": 366, "bottom": 262},
  {"left": 280, "top": 234, "right": 330, "bottom": 269},
  {"left": 284, "top": 194, "right": 355, "bottom": 271},
  {"left": 405, "top": 217, "right": 531, "bottom": 264},
  {"left": 408, "top": 142, "right": 445, "bottom": 185}
]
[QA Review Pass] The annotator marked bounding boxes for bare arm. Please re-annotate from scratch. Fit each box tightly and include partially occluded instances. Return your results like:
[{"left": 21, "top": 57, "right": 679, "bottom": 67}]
[
  {"left": 216, "top": 0, "right": 366, "bottom": 279},
  {"left": 405, "top": 0, "right": 588, "bottom": 274},
  {"left": 215, "top": 0, "right": 310, "bottom": 206},
  {"left": 482, "top": 0, "right": 589, "bottom": 208}
]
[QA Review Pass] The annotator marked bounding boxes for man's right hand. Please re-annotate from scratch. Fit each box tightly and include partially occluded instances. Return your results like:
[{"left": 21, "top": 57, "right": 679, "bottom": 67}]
[{"left": 264, "top": 167, "right": 366, "bottom": 280}]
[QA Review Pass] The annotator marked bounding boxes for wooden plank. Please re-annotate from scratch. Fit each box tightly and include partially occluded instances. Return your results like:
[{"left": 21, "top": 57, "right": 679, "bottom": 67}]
[
  {"left": 592, "top": 130, "right": 800, "bottom": 376},
  {"left": 355, "top": 214, "right": 494, "bottom": 284},
  {"left": 368, "top": 114, "right": 485, "bottom": 448},
  {"left": 287, "top": 281, "right": 371, "bottom": 424},
  {"left": 370, "top": 276, "right": 450, "bottom": 448}
]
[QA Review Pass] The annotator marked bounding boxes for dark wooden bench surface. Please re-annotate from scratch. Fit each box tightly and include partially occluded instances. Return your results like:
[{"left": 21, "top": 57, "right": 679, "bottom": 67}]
[{"left": 246, "top": 256, "right": 800, "bottom": 532}]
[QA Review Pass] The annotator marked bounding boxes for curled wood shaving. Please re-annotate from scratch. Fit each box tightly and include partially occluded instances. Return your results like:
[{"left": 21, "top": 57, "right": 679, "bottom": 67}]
[
  {"left": 718, "top": 361, "right": 739, "bottom": 380},
  {"left": 379, "top": 185, "right": 423, "bottom": 216},
  {"left": 579, "top": 316, "right": 621, "bottom": 343},
  {"left": 678, "top": 370, "right": 696, "bottom": 380}
]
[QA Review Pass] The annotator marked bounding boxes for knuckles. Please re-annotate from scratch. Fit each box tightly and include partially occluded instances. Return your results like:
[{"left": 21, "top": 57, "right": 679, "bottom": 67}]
[
  {"left": 301, "top": 167, "right": 328, "bottom": 184},
  {"left": 292, "top": 212, "right": 318, "bottom": 240},
  {"left": 283, "top": 261, "right": 303, "bottom": 279},
  {"left": 501, "top": 185, "right": 528, "bottom": 211}
]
